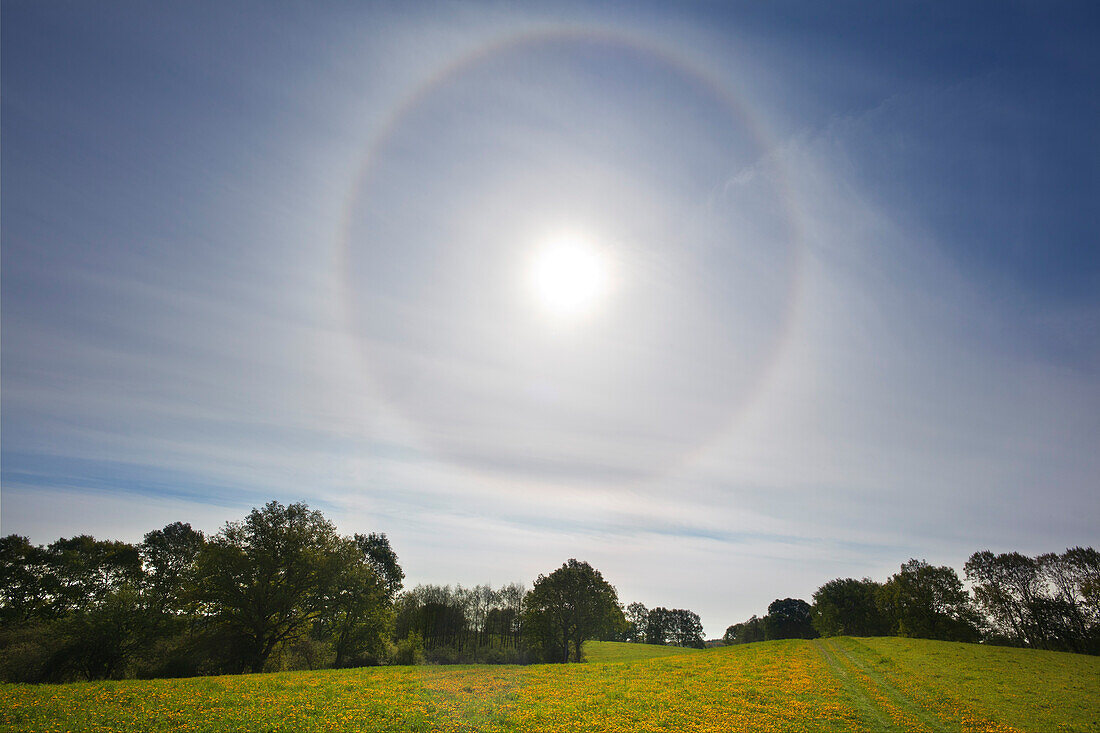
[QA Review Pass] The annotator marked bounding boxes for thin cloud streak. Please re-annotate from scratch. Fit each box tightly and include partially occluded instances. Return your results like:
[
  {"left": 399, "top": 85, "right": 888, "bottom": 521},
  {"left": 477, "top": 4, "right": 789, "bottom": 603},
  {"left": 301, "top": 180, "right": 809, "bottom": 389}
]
[{"left": 3, "top": 3, "right": 1098, "bottom": 637}]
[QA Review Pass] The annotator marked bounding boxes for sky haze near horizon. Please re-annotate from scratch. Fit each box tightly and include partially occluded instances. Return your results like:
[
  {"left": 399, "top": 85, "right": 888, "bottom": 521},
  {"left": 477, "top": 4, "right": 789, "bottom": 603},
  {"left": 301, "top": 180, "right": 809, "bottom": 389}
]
[{"left": 3, "top": 1, "right": 1099, "bottom": 636}]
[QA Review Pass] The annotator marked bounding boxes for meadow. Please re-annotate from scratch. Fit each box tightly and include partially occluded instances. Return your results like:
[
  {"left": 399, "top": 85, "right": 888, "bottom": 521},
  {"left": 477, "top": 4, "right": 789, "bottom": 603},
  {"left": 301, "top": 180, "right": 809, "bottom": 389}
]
[{"left": 1, "top": 638, "right": 1096, "bottom": 733}]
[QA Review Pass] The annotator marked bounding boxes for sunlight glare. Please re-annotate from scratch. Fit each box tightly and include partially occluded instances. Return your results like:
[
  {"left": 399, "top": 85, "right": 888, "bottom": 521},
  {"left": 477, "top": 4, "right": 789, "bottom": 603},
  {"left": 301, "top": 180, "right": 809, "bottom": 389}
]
[{"left": 528, "top": 234, "right": 609, "bottom": 318}]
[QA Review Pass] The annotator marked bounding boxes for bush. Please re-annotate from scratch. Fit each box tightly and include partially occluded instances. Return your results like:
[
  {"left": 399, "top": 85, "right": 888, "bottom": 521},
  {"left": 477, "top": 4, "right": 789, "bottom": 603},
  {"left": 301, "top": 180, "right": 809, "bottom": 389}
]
[{"left": 389, "top": 632, "right": 425, "bottom": 665}]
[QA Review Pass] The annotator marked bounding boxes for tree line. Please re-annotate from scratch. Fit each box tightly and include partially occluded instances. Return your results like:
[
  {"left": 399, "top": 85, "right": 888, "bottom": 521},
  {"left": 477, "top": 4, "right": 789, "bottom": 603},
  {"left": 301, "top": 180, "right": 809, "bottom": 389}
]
[
  {"left": 6, "top": 498, "right": 1093, "bottom": 683},
  {"left": 391, "top": 582, "right": 527, "bottom": 664},
  {"left": 724, "top": 551, "right": 1100, "bottom": 655},
  {"left": 0, "top": 501, "right": 676, "bottom": 680},
  {"left": 621, "top": 602, "right": 705, "bottom": 648},
  {"left": 0, "top": 502, "right": 404, "bottom": 681}
]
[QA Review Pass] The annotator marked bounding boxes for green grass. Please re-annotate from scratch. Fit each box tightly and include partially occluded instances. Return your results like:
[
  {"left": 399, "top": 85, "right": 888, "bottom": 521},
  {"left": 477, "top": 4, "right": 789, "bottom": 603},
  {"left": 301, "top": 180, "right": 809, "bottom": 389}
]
[
  {"left": 582, "top": 640, "right": 701, "bottom": 663},
  {"left": 1, "top": 638, "right": 1096, "bottom": 732}
]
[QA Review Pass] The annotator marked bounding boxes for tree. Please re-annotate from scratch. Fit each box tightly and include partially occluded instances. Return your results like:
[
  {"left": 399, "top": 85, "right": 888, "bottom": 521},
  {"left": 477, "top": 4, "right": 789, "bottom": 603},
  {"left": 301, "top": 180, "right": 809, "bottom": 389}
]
[
  {"left": 965, "top": 551, "right": 1043, "bottom": 646},
  {"left": 645, "top": 606, "right": 673, "bottom": 645},
  {"left": 764, "top": 598, "right": 817, "bottom": 640},
  {"left": 966, "top": 547, "right": 1100, "bottom": 653},
  {"left": 140, "top": 522, "right": 204, "bottom": 620},
  {"left": 46, "top": 535, "right": 142, "bottom": 614},
  {"left": 0, "top": 535, "right": 54, "bottom": 624},
  {"left": 724, "top": 615, "right": 765, "bottom": 645},
  {"left": 879, "top": 559, "right": 979, "bottom": 642},
  {"left": 523, "top": 559, "right": 623, "bottom": 662},
  {"left": 1049, "top": 547, "right": 1100, "bottom": 653},
  {"left": 323, "top": 537, "right": 391, "bottom": 668},
  {"left": 670, "top": 608, "right": 705, "bottom": 648},
  {"left": 624, "top": 602, "right": 648, "bottom": 642},
  {"left": 193, "top": 501, "right": 347, "bottom": 672},
  {"left": 355, "top": 533, "right": 404, "bottom": 600},
  {"left": 811, "top": 578, "right": 888, "bottom": 637}
]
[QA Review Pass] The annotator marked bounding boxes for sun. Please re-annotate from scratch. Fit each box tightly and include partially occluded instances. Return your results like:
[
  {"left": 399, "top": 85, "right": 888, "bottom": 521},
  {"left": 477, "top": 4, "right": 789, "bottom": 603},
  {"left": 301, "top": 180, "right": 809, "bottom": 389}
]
[{"left": 527, "top": 234, "right": 609, "bottom": 317}]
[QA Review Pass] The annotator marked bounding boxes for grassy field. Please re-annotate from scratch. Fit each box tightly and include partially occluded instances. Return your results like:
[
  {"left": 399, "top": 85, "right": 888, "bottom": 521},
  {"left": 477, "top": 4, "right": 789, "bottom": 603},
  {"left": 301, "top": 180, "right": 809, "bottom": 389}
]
[
  {"left": 583, "top": 640, "right": 701, "bottom": 663},
  {"left": 1, "top": 638, "right": 1096, "bottom": 732}
]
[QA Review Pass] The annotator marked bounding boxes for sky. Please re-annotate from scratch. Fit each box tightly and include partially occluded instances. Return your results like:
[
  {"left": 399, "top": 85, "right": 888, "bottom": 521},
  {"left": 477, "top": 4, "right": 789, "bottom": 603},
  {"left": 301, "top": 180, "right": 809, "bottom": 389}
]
[{"left": 2, "top": 1, "right": 1098, "bottom": 637}]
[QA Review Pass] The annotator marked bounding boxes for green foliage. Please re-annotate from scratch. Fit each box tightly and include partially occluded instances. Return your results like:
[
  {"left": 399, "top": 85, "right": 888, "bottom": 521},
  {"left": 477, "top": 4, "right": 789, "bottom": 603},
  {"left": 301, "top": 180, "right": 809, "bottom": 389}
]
[
  {"left": 324, "top": 540, "right": 392, "bottom": 668},
  {"left": 193, "top": 501, "right": 350, "bottom": 672},
  {"left": 878, "top": 559, "right": 980, "bottom": 642},
  {"left": 0, "top": 501, "right": 401, "bottom": 681},
  {"left": 355, "top": 533, "right": 404, "bottom": 600},
  {"left": 643, "top": 606, "right": 705, "bottom": 647},
  {"left": 724, "top": 614, "right": 765, "bottom": 645},
  {"left": 765, "top": 598, "right": 818, "bottom": 640},
  {"left": 622, "top": 601, "right": 648, "bottom": 642},
  {"left": 523, "top": 559, "right": 623, "bottom": 663},
  {"left": 812, "top": 578, "right": 889, "bottom": 637},
  {"left": 393, "top": 582, "right": 527, "bottom": 662},
  {"left": 966, "top": 547, "right": 1100, "bottom": 653},
  {"left": 389, "top": 631, "right": 426, "bottom": 665},
  {"left": 0, "top": 535, "right": 54, "bottom": 624},
  {"left": 140, "top": 522, "right": 204, "bottom": 619}
]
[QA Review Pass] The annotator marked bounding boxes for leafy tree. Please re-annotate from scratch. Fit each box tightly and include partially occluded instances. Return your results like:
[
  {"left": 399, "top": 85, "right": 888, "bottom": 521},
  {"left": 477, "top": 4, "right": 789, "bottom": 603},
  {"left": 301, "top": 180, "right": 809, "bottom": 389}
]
[
  {"left": 56, "top": 584, "right": 154, "bottom": 680},
  {"left": 523, "top": 559, "right": 623, "bottom": 662},
  {"left": 140, "top": 522, "right": 204, "bottom": 620},
  {"left": 0, "top": 535, "right": 54, "bottom": 623},
  {"left": 624, "top": 601, "right": 648, "bottom": 642},
  {"left": 724, "top": 615, "right": 765, "bottom": 645},
  {"left": 322, "top": 537, "right": 392, "bottom": 668},
  {"left": 879, "top": 559, "right": 979, "bottom": 642},
  {"left": 193, "top": 501, "right": 347, "bottom": 672},
  {"left": 46, "top": 535, "right": 142, "bottom": 614},
  {"left": 965, "top": 551, "right": 1043, "bottom": 646},
  {"left": 764, "top": 598, "right": 817, "bottom": 640},
  {"left": 811, "top": 578, "right": 888, "bottom": 637},
  {"left": 967, "top": 547, "right": 1100, "bottom": 653},
  {"left": 1050, "top": 547, "right": 1100, "bottom": 653},
  {"left": 670, "top": 608, "right": 705, "bottom": 648},
  {"left": 645, "top": 606, "right": 673, "bottom": 645},
  {"left": 355, "top": 533, "right": 404, "bottom": 599}
]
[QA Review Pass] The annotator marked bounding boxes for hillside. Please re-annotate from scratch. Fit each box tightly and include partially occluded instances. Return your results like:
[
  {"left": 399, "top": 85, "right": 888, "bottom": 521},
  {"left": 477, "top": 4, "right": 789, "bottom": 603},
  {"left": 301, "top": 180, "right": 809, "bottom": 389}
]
[
  {"left": 1, "top": 637, "right": 1096, "bottom": 732},
  {"left": 583, "top": 640, "right": 702, "bottom": 663}
]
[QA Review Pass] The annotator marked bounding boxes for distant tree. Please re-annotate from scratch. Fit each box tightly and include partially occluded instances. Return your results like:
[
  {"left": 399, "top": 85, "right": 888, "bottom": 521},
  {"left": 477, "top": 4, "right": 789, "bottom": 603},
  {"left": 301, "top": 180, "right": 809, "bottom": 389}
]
[
  {"left": 764, "top": 598, "right": 817, "bottom": 640},
  {"left": 496, "top": 582, "right": 527, "bottom": 648},
  {"left": 46, "top": 535, "right": 143, "bottom": 614},
  {"left": 193, "top": 501, "right": 347, "bottom": 673},
  {"left": 0, "top": 535, "right": 54, "bottom": 623},
  {"left": 967, "top": 547, "right": 1100, "bottom": 653},
  {"left": 1047, "top": 547, "right": 1100, "bottom": 653},
  {"left": 56, "top": 584, "right": 154, "bottom": 680},
  {"left": 523, "top": 559, "right": 623, "bottom": 663},
  {"left": 140, "top": 522, "right": 204, "bottom": 620},
  {"left": 879, "top": 559, "right": 979, "bottom": 642},
  {"left": 723, "top": 614, "right": 766, "bottom": 645},
  {"left": 624, "top": 602, "right": 648, "bottom": 642},
  {"left": 811, "top": 578, "right": 888, "bottom": 637},
  {"left": 645, "top": 606, "right": 673, "bottom": 645},
  {"left": 965, "top": 551, "right": 1043, "bottom": 646},
  {"left": 670, "top": 608, "right": 705, "bottom": 648}
]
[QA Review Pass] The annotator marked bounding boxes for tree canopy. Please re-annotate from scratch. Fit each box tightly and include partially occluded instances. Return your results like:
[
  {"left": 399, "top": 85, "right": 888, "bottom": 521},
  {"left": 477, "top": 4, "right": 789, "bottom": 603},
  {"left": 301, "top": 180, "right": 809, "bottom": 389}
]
[
  {"left": 522, "top": 559, "right": 624, "bottom": 662},
  {"left": 811, "top": 578, "right": 888, "bottom": 637}
]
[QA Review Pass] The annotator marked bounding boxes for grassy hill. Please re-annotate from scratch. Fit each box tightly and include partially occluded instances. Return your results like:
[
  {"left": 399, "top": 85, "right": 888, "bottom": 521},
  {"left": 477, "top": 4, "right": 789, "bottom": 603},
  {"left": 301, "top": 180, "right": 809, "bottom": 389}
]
[
  {"left": 583, "top": 640, "right": 701, "bottom": 663},
  {"left": 1, "top": 637, "right": 1097, "bottom": 732}
]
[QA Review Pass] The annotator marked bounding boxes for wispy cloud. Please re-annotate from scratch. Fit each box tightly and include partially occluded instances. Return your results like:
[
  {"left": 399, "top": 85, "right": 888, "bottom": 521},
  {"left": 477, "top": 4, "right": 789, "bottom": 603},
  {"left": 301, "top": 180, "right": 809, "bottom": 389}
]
[{"left": 3, "top": 2, "right": 1097, "bottom": 636}]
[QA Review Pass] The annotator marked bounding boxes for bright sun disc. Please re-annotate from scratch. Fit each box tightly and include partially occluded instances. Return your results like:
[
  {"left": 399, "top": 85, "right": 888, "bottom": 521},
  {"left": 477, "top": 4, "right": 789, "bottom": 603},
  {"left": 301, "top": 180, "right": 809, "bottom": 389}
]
[{"left": 528, "top": 236, "right": 608, "bottom": 317}]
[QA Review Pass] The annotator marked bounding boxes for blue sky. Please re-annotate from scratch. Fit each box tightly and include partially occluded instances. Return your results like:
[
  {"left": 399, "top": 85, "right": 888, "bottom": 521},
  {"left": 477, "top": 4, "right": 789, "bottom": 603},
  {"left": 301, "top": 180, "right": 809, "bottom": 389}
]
[{"left": 3, "top": 1, "right": 1098, "bottom": 636}]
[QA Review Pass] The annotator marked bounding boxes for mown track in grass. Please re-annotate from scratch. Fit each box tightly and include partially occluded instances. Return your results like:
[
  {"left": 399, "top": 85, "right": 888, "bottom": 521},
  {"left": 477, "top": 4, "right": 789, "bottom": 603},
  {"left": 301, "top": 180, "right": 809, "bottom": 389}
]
[{"left": 813, "top": 640, "right": 897, "bottom": 731}]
